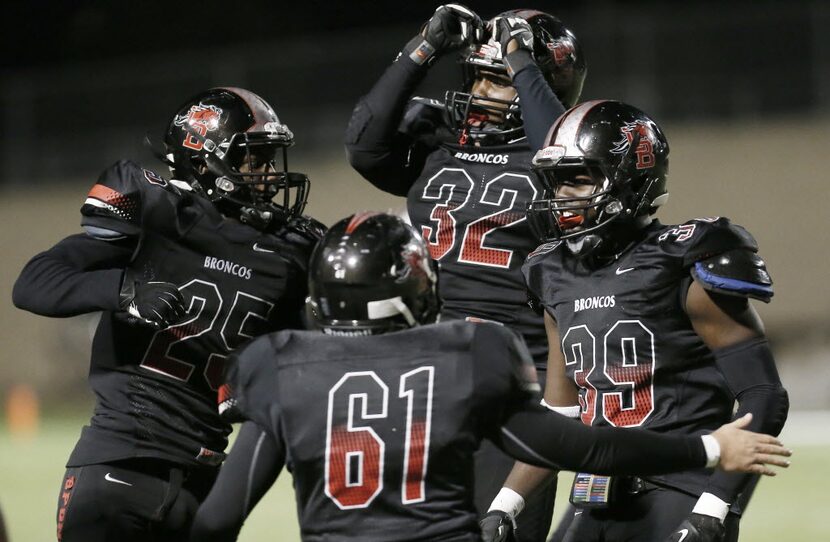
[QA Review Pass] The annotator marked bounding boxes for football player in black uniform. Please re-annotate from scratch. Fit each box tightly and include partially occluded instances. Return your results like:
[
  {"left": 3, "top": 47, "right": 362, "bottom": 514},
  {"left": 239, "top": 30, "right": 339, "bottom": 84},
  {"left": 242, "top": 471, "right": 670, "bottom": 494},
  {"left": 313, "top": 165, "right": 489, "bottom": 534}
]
[
  {"left": 345, "top": 6, "right": 586, "bottom": 539},
  {"left": 188, "top": 212, "right": 789, "bottom": 542},
  {"left": 482, "top": 101, "right": 790, "bottom": 542},
  {"left": 12, "top": 87, "right": 324, "bottom": 542}
]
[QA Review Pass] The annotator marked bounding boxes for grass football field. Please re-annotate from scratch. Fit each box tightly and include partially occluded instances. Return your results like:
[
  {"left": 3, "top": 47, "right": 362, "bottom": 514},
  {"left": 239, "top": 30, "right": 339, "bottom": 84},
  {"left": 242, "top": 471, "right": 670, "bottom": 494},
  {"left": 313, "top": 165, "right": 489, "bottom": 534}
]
[{"left": 1, "top": 414, "right": 824, "bottom": 541}]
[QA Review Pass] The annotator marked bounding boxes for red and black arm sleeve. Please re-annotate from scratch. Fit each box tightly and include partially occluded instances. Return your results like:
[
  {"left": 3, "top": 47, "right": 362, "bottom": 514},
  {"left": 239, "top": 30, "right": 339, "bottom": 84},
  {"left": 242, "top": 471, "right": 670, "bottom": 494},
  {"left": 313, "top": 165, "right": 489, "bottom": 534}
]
[
  {"left": 12, "top": 233, "right": 135, "bottom": 317},
  {"left": 81, "top": 160, "right": 156, "bottom": 238},
  {"left": 344, "top": 53, "right": 432, "bottom": 197}
]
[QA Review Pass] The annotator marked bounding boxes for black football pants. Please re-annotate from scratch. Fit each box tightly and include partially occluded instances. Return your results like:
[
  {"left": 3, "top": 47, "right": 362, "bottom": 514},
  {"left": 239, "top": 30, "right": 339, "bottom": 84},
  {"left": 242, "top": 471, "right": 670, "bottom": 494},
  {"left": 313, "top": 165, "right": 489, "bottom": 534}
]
[
  {"left": 556, "top": 484, "right": 740, "bottom": 542},
  {"left": 56, "top": 459, "right": 216, "bottom": 542}
]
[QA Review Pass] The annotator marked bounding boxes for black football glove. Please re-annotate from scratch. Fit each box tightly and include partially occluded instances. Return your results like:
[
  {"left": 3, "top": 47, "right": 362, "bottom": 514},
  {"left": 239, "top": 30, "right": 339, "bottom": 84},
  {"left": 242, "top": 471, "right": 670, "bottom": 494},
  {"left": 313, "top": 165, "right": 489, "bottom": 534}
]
[
  {"left": 403, "top": 4, "right": 483, "bottom": 66},
  {"left": 119, "top": 270, "right": 186, "bottom": 329},
  {"left": 494, "top": 15, "right": 536, "bottom": 78},
  {"left": 665, "top": 513, "right": 726, "bottom": 542},
  {"left": 479, "top": 510, "right": 517, "bottom": 542}
]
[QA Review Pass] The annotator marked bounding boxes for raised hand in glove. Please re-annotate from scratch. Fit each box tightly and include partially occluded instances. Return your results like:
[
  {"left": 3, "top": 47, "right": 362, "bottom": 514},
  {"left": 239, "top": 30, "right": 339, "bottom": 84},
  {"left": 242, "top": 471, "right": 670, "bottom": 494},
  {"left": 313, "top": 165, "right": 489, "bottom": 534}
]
[
  {"left": 404, "top": 4, "right": 483, "bottom": 66},
  {"left": 493, "top": 16, "right": 536, "bottom": 78},
  {"left": 665, "top": 513, "right": 725, "bottom": 542},
  {"left": 119, "top": 270, "right": 186, "bottom": 329},
  {"left": 494, "top": 15, "right": 534, "bottom": 56},
  {"left": 479, "top": 510, "right": 517, "bottom": 542}
]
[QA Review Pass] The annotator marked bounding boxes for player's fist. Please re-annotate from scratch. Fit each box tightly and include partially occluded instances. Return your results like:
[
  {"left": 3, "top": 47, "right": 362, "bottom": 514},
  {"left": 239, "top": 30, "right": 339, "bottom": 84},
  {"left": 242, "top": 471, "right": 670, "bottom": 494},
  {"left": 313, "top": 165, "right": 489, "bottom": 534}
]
[
  {"left": 494, "top": 15, "right": 534, "bottom": 57},
  {"left": 665, "top": 513, "right": 725, "bottom": 542},
  {"left": 479, "top": 510, "right": 516, "bottom": 542},
  {"left": 421, "top": 4, "right": 483, "bottom": 54},
  {"left": 119, "top": 271, "right": 186, "bottom": 329},
  {"left": 711, "top": 413, "right": 792, "bottom": 475}
]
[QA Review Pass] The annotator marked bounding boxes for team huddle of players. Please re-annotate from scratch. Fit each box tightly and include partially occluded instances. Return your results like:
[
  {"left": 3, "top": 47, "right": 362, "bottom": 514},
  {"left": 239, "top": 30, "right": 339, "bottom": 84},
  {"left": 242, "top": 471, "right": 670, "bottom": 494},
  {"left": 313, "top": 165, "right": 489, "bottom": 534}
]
[{"left": 12, "top": 4, "right": 790, "bottom": 542}]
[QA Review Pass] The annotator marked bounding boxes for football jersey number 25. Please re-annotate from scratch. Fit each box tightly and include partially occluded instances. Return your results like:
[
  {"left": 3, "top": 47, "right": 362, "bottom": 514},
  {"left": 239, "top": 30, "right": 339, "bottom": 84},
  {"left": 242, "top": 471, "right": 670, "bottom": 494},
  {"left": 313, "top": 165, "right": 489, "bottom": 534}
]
[
  {"left": 325, "top": 367, "right": 434, "bottom": 510},
  {"left": 140, "top": 279, "right": 274, "bottom": 392},
  {"left": 420, "top": 168, "right": 537, "bottom": 269}
]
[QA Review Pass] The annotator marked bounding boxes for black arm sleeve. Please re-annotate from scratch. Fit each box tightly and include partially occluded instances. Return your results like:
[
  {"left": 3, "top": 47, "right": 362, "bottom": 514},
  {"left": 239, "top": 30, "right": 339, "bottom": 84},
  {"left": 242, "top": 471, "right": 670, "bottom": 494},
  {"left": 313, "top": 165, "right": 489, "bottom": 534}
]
[
  {"left": 344, "top": 55, "right": 431, "bottom": 196},
  {"left": 12, "top": 233, "right": 135, "bottom": 317},
  {"left": 705, "top": 338, "right": 789, "bottom": 503},
  {"left": 494, "top": 404, "right": 707, "bottom": 475},
  {"left": 189, "top": 422, "right": 285, "bottom": 542},
  {"left": 510, "top": 56, "right": 566, "bottom": 152}
]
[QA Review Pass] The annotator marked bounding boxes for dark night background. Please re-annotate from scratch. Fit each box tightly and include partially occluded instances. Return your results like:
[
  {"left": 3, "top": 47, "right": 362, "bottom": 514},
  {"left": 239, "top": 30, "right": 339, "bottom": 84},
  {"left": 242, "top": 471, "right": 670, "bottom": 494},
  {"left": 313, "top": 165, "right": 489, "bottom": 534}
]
[{"left": 2, "top": 0, "right": 826, "bottom": 184}]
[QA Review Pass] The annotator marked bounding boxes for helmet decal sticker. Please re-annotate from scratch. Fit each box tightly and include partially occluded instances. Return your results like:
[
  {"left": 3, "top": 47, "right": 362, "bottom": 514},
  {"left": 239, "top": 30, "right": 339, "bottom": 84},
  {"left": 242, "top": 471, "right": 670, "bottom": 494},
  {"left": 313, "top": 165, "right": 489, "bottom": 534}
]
[
  {"left": 173, "top": 103, "right": 224, "bottom": 151},
  {"left": 548, "top": 38, "right": 576, "bottom": 65},
  {"left": 611, "top": 121, "right": 655, "bottom": 170}
]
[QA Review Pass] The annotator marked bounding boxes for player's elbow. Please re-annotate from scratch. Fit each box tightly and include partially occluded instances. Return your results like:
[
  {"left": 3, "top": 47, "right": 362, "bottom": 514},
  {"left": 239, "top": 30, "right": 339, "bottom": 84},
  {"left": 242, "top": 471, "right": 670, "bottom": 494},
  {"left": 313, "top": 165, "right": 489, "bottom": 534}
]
[
  {"left": 738, "top": 384, "right": 790, "bottom": 437},
  {"left": 12, "top": 266, "right": 41, "bottom": 313}
]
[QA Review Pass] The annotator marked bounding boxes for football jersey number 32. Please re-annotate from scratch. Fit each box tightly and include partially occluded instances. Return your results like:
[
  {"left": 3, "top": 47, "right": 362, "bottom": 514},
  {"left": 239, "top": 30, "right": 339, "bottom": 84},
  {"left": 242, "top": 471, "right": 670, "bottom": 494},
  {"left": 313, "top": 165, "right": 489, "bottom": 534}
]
[{"left": 420, "top": 168, "right": 537, "bottom": 269}]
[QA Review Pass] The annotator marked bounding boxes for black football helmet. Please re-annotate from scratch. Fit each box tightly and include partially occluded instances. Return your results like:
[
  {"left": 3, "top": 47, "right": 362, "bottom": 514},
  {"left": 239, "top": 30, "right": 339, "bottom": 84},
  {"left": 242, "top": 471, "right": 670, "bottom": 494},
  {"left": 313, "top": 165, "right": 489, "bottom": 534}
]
[
  {"left": 306, "top": 212, "right": 440, "bottom": 336},
  {"left": 446, "top": 10, "right": 587, "bottom": 144},
  {"left": 527, "top": 100, "right": 669, "bottom": 257},
  {"left": 163, "top": 87, "right": 309, "bottom": 230}
]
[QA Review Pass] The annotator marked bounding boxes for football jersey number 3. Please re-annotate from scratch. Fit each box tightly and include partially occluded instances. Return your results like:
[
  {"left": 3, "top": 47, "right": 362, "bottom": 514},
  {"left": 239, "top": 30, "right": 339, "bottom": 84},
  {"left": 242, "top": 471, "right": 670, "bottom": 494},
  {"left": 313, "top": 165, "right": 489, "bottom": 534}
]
[
  {"left": 420, "top": 168, "right": 537, "bottom": 269},
  {"left": 325, "top": 368, "right": 434, "bottom": 509}
]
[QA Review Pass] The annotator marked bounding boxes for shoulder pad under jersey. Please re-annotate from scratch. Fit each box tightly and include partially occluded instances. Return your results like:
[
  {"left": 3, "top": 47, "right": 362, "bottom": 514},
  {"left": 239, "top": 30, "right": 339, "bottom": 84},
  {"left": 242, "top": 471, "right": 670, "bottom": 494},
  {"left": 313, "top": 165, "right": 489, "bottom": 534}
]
[
  {"left": 655, "top": 217, "right": 758, "bottom": 267},
  {"left": 475, "top": 323, "right": 540, "bottom": 395},
  {"left": 521, "top": 241, "right": 562, "bottom": 307},
  {"left": 285, "top": 215, "right": 327, "bottom": 245},
  {"left": 80, "top": 160, "right": 172, "bottom": 237},
  {"left": 691, "top": 248, "right": 773, "bottom": 302}
]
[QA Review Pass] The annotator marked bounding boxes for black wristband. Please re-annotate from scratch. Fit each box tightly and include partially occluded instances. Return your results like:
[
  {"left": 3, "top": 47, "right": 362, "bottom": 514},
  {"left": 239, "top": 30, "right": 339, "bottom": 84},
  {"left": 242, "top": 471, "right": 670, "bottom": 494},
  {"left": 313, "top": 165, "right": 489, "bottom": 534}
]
[{"left": 504, "top": 50, "right": 535, "bottom": 79}]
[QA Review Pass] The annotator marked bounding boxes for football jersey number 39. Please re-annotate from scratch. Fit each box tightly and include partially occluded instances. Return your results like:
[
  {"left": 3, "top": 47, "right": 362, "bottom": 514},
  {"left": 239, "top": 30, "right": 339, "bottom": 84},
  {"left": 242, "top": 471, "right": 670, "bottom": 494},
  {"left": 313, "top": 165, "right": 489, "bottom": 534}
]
[
  {"left": 562, "top": 320, "right": 656, "bottom": 427},
  {"left": 420, "top": 168, "right": 537, "bottom": 269}
]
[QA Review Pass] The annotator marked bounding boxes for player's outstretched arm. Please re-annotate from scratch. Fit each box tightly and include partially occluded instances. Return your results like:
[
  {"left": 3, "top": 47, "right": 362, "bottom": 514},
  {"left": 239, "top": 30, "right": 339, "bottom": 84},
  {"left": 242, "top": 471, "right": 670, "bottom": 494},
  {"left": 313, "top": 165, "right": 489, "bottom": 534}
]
[
  {"left": 495, "top": 401, "right": 791, "bottom": 476},
  {"left": 12, "top": 233, "right": 134, "bottom": 317},
  {"left": 190, "top": 421, "right": 285, "bottom": 542}
]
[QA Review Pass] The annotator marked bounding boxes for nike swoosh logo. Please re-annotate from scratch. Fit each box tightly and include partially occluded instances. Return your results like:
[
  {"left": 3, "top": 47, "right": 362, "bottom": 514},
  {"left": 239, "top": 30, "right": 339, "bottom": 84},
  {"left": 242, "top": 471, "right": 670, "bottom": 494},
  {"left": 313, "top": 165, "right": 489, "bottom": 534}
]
[
  {"left": 677, "top": 528, "right": 689, "bottom": 542},
  {"left": 615, "top": 266, "right": 635, "bottom": 275},
  {"left": 104, "top": 473, "right": 133, "bottom": 486},
  {"left": 252, "top": 243, "right": 275, "bottom": 253}
]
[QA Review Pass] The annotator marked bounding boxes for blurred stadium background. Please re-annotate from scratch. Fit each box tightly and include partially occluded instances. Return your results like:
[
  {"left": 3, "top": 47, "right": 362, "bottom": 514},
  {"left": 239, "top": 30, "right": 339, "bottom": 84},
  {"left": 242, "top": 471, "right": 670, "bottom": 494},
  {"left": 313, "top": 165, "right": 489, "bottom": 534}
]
[{"left": 1, "top": 0, "right": 828, "bottom": 540}]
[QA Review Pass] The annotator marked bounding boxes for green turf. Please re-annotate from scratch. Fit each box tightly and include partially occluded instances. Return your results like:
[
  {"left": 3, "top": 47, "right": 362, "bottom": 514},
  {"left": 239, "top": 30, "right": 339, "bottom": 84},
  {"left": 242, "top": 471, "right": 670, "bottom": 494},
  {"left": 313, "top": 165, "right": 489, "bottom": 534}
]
[{"left": 0, "top": 418, "right": 822, "bottom": 541}]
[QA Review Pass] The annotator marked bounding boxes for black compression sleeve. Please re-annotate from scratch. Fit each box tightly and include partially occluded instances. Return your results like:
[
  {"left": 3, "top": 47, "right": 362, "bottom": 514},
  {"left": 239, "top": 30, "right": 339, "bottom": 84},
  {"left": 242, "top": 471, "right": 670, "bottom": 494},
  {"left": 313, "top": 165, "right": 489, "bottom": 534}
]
[
  {"left": 189, "top": 422, "right": 285, "bottom": 542},
  {"left": 496, "top": 405, "right": 707, "bottom": 475},
  {"left": 706, "top": 338, "right": 789, "bottom": 503},
  {"left": 345, "top": 54, "right": 430, "bottom": 196},
  {"left": 12, "top": 233, "right": 135, "bottom": 317},
  {"left": 510, "top": 57, "right": 566, "bottom": 152}
]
